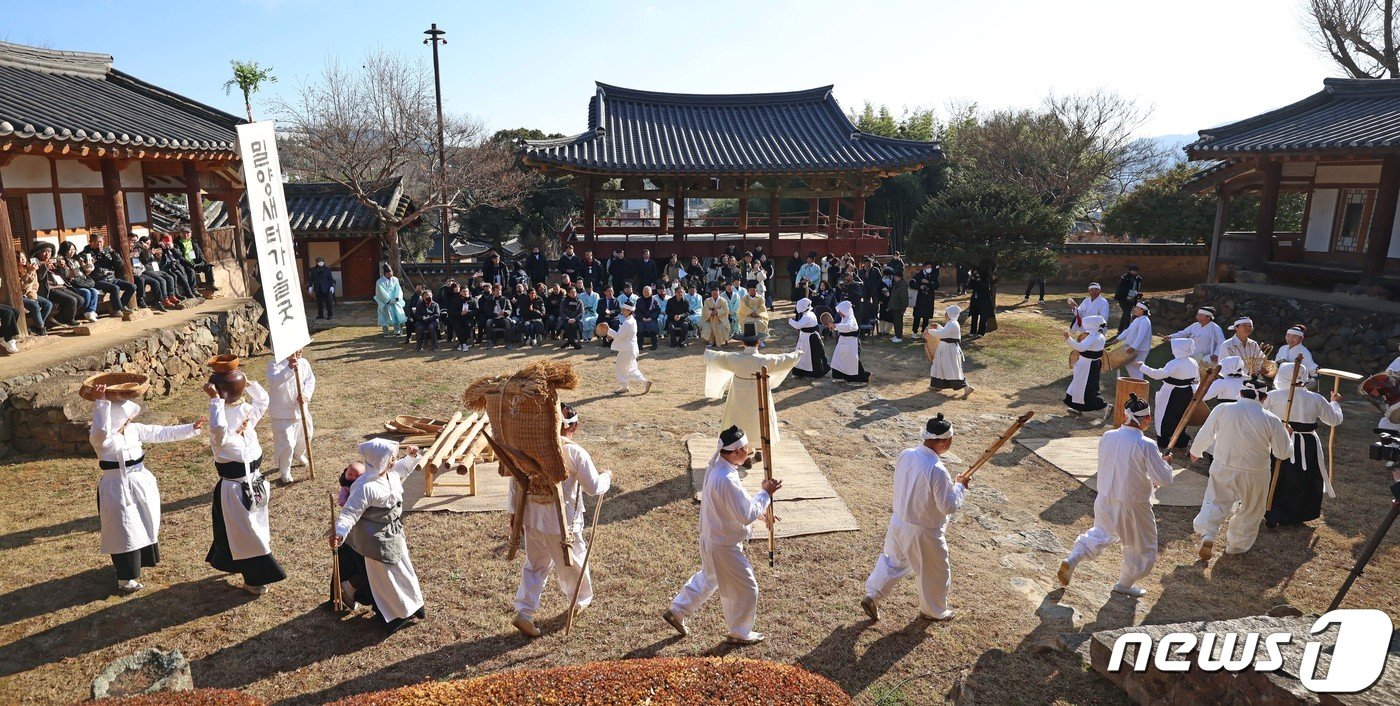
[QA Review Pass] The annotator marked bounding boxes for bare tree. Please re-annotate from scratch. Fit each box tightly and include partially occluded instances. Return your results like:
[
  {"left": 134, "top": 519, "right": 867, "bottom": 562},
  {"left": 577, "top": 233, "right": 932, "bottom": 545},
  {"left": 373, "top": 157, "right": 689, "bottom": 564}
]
[
  {"left": 1308, "top": 0, "right": 1400, "bottom": 78},
  {"left": 273, "top": 50, "right": 534, "bottom": 274}
]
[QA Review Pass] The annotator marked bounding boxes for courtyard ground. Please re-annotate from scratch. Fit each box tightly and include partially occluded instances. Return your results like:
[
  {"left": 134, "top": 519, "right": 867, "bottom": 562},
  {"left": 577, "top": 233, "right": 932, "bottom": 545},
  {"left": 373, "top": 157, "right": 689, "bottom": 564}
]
[{"left": 1, "top": 288, "right": 1395, "bottom": 705}]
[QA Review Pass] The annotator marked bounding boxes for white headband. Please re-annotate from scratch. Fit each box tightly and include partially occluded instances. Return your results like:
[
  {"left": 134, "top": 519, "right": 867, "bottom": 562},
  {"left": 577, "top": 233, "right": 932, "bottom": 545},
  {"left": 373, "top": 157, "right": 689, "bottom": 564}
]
[
  {"left": 719, "top": 433, "right": 748, "bottom": 452},
  {"left": 1286, "top": 327, "right": 1305, "bottom": 338},
  {"left": 1088, "top": 282, "right": 1101, "bottom": 289},
  {"left": 562, "top": 411, "right": 579, "bottom": 425},
  {"left": 1134, "top": 301, "right": 1150, "bottom": 314},
  {"left": 921, "top": 424, "right": 954, "bottom": 440},
  {"left": 1123, "top": 401, "right": 1150, "bottom": 422},
  {"left": 1230, "top": 317, "right": 1252, "bottom": 330},
  {"left": 1196, "top": 309, "right": 1214, "bottom": 318}
]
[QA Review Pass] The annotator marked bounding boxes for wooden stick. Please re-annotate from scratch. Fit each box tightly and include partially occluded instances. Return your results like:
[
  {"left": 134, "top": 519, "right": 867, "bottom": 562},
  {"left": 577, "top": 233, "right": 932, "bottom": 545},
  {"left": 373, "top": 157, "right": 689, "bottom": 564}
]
[
  {"left": 329, "top": 490, "right": 344, "bottom": 611},
  {"left": 1167, "top": 365, "right": 1220, "bottom": 450},
  {"left": 1266, "top": 355, "right": 1306, "bottom": 512},
  {"left": 444, "top": 416, "right": 489, "bottom": 469},
  {"left": 756, "top": 366, "right": 776, "bottom": 567},
  {"left": 565, "top": 492, "right": 605, "bottom": 637},
  {"left": 964, "top": 411, "right": 1035, "bottom": 479},
  {"left": 419, "top": 411, "right": 464, "bottom": 470},
  {"left": 552, "top": 483, "right": 575, "bottom": 567},
  {"left": 482, "top": 431, "right": 533, "bottom": 561},
  {"left": 428, "top": 412, "right": 477, "bottom": 474},
  {"left": 1318, "top": 370, "right": 1358, "bottom": 489},
  {"left": 293, "top": 370, "right": 315, "bottom": 479}
]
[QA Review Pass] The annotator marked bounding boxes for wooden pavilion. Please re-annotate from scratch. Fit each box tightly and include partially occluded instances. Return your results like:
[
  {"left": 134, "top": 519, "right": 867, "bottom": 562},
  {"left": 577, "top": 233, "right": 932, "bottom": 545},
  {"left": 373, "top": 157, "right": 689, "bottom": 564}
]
[
  {"left": 1185, "top": 78, "right": 1400, "bottom": 291},
  {"left": 519, "top": 83, "right": 942, "bottom": 262},
  {"left": 284, "top": 178, "right": 416, "bottom": 299},
  {"left": 0, "top": 40, "right": 245, "bottom": 334}
]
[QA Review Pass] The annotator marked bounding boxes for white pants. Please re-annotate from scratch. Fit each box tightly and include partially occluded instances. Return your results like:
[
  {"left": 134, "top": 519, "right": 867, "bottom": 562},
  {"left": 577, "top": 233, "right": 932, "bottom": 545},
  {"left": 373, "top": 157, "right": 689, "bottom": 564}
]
[
  {"left": 864, "top": 518, "right": 952, "bottom": 618},
  {"left": 270, "top": 413, "right": 311, "bottom": 478},
  {"left": 670, "top": 540, "right": 760, "bottom": 639},
  {"left": 1193, "top": 464, "right": 1269, "bottom": 554},
  {"left": 615, "top": 352, "right": 648, "bottom": 388},
  {"left": 1066, "top": 496, "right": 1158, "bottom": 588},
  {"left": 513, "top": 525, "right": 590, "bottom": 620}
]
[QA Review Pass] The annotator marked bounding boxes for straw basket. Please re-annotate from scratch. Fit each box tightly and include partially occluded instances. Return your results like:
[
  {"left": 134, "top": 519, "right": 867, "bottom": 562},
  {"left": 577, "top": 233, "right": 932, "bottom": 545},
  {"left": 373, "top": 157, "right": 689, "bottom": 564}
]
[
  {"left": 79, "top": 372, "right": 150, "bottom": 401},
  {"left": 387, "top": 415, "right": 446, "bottom": 434},
  {"left": 463, "top": 362, "right": 579, "bottom": 486},
  {"left": 1103, "top": 346, "right": 1134, "bottom": 372},
  {"left": 207, "top": 355, "right": 240, "bottom": 374}
]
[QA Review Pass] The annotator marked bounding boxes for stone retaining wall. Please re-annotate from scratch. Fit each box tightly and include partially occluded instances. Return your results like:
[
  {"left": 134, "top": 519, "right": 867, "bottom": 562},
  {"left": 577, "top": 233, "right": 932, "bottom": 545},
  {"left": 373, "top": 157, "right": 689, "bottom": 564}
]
[
  {"left": 1049, "top": 243, "right": 1211, "bottom": 289},
  {"left": 0, "top": 300, "right": 267, "bottom": 457}
]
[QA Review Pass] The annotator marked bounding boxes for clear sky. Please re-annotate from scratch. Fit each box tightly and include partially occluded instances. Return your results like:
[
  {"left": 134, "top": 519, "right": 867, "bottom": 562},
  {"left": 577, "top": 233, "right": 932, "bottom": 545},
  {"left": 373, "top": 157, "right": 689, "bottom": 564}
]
[{"left": 2, "top": 0, "right": 1341, "bottom": 141}]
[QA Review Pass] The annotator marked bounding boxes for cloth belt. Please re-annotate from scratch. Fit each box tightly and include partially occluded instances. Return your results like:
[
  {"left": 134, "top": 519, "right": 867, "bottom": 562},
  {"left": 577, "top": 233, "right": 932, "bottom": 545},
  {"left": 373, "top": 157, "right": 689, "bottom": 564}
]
[
  {"left": 940, "top": 338, "right": 960, "bottom": 343},
  {"left": 1164, "top": 376, "right": 1197, "bottom": 386},
  {"left": 1289, "top": 422, "right": 1320, "bottom": 433},
  {"left": 800, "top": 326, "right": 818, "bottom": 333},
  {"left": 100, "top": 455, "right": 144, "bottom": 470},
  {"left": 1080, "top": 350, "right": 1103, "bottom": 360},
  {"left": 839, "top": 331, "right": 859, "bottom": 337},
  {"left": 216, "top": 458, "right": 261, "bottom": 479}
]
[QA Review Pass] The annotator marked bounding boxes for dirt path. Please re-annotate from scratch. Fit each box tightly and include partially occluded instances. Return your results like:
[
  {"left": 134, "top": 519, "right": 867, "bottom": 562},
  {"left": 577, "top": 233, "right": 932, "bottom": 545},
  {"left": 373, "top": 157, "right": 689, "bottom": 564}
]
[{"left": 1, "top": 292, "right": 1394, "bottom": 705}]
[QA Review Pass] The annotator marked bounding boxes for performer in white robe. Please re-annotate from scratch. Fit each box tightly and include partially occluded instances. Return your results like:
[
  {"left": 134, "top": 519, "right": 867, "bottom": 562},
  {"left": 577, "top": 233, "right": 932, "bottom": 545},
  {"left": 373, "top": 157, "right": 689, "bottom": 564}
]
[
  {"left": 205, "top": 378, "right": 286, "bottom": 593},
  {"left": 1057, "top": 394, "right": 1174, "bottom": 597},
  {"left": 1263, "top": 363, "right": 1343, "bottom": 527},
  {"left": 829, "top": 300, "right": 870, "bottom": 384},
  {"left": 704, "top": 324, "right": 801, "bottom": 453},
  {"left": 266, "top": 350, "right": 314, "bottom": 484},
  {"left": 333, "top": 438, "right": 426, "bottom": 632},
  {"left": 664, "top": 426, "right": 781, "bottom": 645},
  {"left": 788, "top": 298, "right": 829, "bottom": 378},
  {"left": 1140, "top": 338, "right": 1198, "bottom": 451},
  {"left": 926, "top": 305, "right": 971, "bottom": 397},
  {"left": 1204, "top": 356, "right": 1246, "bottom": 402},
  {"left": 1216, "top": 318, "right": 1264, "bottom": 363},
  {"left": 1064, "top": 315, "right": 1109, "bottom": 414},
  {"left": 1189, "top": 376, "right": 1292, "bottom": 560},
  {"left": 607, "top": 300, "right": 650, "bottom": 395},
  {"left": 508, "top": 404, "right": 612, "bottom": 638},
  {"left": 1116, "top": 301, "right": 1154, "bottom": 380},
  {"left": 90, "top": 388, "right": 203, "bottom": 593},
  {"left": 1069, "top": 283, "right": 1111, "bottom": 333},
  {"left": 1166, "top": 306, "right": 1224, "bottom": 366},
  {"left": 699, "top": 285, "right": 732, "bottom": 348},
  {"left": 1273, "top": 324, "right": 1318, "bottom": 377},
  {"left": 860, "top": 414, "right": 968, "bottom": 622}
]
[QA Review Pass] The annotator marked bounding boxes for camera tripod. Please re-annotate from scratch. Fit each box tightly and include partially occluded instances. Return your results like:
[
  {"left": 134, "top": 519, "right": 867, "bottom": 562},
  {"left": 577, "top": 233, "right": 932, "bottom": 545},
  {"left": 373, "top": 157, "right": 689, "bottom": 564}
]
[{"left": 1329, "top": 495, "right": 1399, "bottom": 611}]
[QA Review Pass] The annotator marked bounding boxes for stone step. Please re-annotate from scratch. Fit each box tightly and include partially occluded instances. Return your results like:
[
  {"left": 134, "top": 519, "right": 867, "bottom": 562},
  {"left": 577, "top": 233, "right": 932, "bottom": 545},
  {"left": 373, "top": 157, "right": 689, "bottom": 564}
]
[{"left": 13, "top": 298, "right": 208, "bottom": 354}]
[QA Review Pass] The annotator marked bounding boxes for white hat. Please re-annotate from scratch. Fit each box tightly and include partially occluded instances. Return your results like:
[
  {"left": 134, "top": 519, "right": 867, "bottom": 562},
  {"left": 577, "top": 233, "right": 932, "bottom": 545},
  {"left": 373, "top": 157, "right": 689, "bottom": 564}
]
[
  {"left": 945, "top": 304, "right": 962, "bottom": 321},
  {"left": 795, "top": 298, "right": 812, "bottom": 314},
  {"left": 1082, "top": 315, "right": 1107, "bottom": 331},
  {"left": 1228, "top": 317, "right": 1253, "bottom": 331},
  {"left": 1274, "top": 362, "right": 1311, "bottom": 389},
  {"left": 1218, "top": 355, "right": 1244, "bottom": 377},
  {"left": 1169, "top": 338, "right": 1193, "bottom": 358}
]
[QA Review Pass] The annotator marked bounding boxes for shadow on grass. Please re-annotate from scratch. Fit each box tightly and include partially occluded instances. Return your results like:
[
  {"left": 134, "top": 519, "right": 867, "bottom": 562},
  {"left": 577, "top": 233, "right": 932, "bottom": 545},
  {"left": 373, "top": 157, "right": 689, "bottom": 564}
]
[
  {"left": 795, "top": 618, "right": 932, "bottom": 697},
  {"left": 0, "top": 491, "right": 208, "bottom": 552}
]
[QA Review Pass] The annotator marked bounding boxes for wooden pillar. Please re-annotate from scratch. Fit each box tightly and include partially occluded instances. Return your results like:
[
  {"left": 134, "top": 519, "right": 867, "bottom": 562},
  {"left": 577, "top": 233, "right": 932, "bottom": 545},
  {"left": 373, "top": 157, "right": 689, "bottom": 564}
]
[
  {"left": 223, "top": 195, "right": 251, "bottom": 296},
  {"left": 100, "top": 158, "right": 133, "bottom": 281},
  {"left": 658, "top": 197, "right": 669, "bottom": 235},
  {"left": 583, "top": 178, "right": 596, "bottom": 244},
  {"left": 809, "top": 198, "right": 820, "bottom": 233},
  {"left": 853, "top": 194, "right": 866, "bottom": 231},
  {"left": 0, "top": 171, "right": 28, "bottom": 336},
  {"left": 1362, "top": 155, "right": 1400, "bottom": 286},
  {"left": 674, "top": 188, "right": 686, "bottom": 236},
  {"left": 738, "top": 196, "right": 749, "bottom": 232},
  {"left": 1206, "top": 186, "right": 1230, "bottom": 285},
  {"left": 1252, "top": 160, "right": 1282, "bottom": 271},
  {"left": 768, "top": 193, "right": 780, "bottom": 250},
  {"left": 183, "top": 161, "right": 211, "bottom": 257}
]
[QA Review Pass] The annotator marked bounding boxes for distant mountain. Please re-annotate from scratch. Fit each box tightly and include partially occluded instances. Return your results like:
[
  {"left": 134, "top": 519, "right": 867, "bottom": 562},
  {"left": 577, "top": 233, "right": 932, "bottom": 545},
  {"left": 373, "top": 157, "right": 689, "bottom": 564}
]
[{"left": 1148, "top": 133, "right": 1197, "bottom": 163}]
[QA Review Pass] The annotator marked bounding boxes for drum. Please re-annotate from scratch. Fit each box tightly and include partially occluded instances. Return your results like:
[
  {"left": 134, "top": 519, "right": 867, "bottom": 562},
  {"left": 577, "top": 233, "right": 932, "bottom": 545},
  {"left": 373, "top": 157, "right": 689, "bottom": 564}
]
[
  {"left": 594, "top": 322, "right": 611, "bottom": 339},
  {"left": 1360, "top": 372, "right": 1400, "bottom": 421},
  {"left": 1113, "top": 377, "right": 1150, "bottom": 428},
  {"left": 819, "top": 311, "right": 834, "bottom": 328}
]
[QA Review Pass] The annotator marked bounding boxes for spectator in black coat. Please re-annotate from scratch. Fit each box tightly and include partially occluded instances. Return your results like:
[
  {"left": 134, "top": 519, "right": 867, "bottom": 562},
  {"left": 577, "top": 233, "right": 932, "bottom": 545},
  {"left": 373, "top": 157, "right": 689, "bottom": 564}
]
[
  {"left": 80, "top": 233, "right": 137, "bottom": 314},
  {"left": 604, "top": 249, "right": 631, "bottom": 293},
  {"left": 525, "top": 246, "right": 550, "bottom": 285},
  {"left": 480, "top": 252, "right": 505, "bottom": 287},
  {"left": 635, "top": 248, "right": 659, "bottom": 290},
  {"left": 306, "top": 257, "right": 336, "bottom": 319},
  {"left": 557, "top": 286, "right": 585, "bottom": 349},
  {"left": 404, "top": 283, "right": 426, "bottom": 343},
  {"left": 1113, "top": 265, "right": 1143, "bottom": 334},
  {"left": 557, "top": 245, "right": 582, "bottom": 282},
  {"left": 665, "top": 286, "right": 693, "bottom": 347},
  {"left": 412, "top": 290, "right": 441, "bottom": 351}
]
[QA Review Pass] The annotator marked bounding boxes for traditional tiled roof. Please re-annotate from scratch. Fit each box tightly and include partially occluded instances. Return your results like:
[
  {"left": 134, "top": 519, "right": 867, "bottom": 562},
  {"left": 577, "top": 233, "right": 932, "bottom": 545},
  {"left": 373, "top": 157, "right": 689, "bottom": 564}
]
[
  {"left": 0, "top": 41, "right": 241, "bottom": 153},
  {"left": 520, "top": 83, "right": 942, "bottom": 175},
  {"left": 149, "top": 196, "right": 233, "bottom": 232},
  {"left": 284, "top": 178, "right": 408, "bottom": 236},
  {"left": 1187, "top": 78, "right": 1400, "bottom": 156}
]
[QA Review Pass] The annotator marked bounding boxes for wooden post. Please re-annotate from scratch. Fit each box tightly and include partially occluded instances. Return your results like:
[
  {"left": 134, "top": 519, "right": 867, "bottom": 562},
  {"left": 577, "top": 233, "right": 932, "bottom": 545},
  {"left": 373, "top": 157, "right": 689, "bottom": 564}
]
[
  {"left": 738, "top": 196, "right": 749, "bottom": 232},
  {"left": 583, "top": 178, "right": 596, "bottom": 244},
  {"left": 1206, "top": 186, "right": 1230, "bottom": 285},
  {"left": 1362, "top": 155, "right": 1400, "bottom": 286},
  {"left": 0, "top": 171, "right": 27, "bottom": 336},
  {"left": 674, "top": 188, "right": 686, "bottom": 236},
  {"left": 768, "top": 192, "right": 780, "bottom": 251},
  {"left": 183, "top": 162, "right": 212, "bottom": 257},
  {"left": 853, "top": 194, "right": 867, "bottom": 233},
  {"left": 100, "top": 158, "right": 133, "bottom": 282},
  {"left": 808, "top": 198, "right": 820, "bottom": 234},
  {"left": 658, "top": 197, "right": 669, "bottom": 235},
  {"left": 1252, "top": 160, "right": 1282, "bottom": 272},
  {"left": 224, "top": 195, "right": 252, "bottom": 296}
]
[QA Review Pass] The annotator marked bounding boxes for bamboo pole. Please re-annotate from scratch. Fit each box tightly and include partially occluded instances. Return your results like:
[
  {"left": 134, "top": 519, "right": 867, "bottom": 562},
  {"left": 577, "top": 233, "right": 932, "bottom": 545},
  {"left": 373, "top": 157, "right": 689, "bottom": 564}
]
[
  {"left": 329, "top": 490, "right": 344, "bottom": 611},
  {"left": 964, "top": 411, "right": 1035, "bottom": 479},
  {"left": 293, "top": 369, "right": 315, "bottom": 479},
  {"left": 565, "top": 492, "right": 605, "bottom": 637},
  {"left": 1166, "top": 365, "right": 1220, "bottom": 450},
  {"left": 419, "top": 410, "right": 465, "bottom": 498},
  {"left": 756, "top": 366, "right": 776, "bottom": 566},
  {"left": 427, "top": 412, "right": 477, "bottom": 473},
  {"left": 1266, "top": 355, "right": 1306, "bottom": 512}
]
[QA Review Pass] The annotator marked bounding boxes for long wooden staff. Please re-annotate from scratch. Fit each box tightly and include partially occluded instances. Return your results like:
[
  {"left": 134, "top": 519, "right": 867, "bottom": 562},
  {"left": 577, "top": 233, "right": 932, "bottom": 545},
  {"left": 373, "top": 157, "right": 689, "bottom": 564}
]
[
  {"left": 1317, "top": 368, "right": 1361, "bottom": 488},
  {"left": 293, "top": 364, "right": 315, "bottom": 479},
  {"left": 756, "top": 366, "right": 777, "bottom": 567},
  {"left": 564, "top": 492, "right": 605, "bottom": 637},
  {"left": 1266, "top": 355, "right": 1306, "bottom": 511},
  {"left": 482, "top": 431, "right": 531, "bottom": 561},
  {"left": 964, "top": 411, "right": 1035, "bottom": 479},
  {"left": 1166, "top": 365, "right": 1220, "bottom": 450},
  {"left": 329, "top": 490, "right": 344, "bottom": 611}
]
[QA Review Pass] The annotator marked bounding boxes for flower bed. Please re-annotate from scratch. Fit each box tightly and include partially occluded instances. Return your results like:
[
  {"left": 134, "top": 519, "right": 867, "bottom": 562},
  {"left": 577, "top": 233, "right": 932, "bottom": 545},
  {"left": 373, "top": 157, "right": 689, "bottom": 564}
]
[{"left": 96, "top": 689, "right": 264, "bottom": 705}]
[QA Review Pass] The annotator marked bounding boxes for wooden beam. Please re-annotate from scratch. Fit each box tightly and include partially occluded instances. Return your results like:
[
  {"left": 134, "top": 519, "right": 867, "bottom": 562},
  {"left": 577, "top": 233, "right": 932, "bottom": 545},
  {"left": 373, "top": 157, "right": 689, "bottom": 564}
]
[
  {"left": 0, "top": 171, "right": 29, "bottom": 336},
  {"left": 184, "top": 161, "right": 211, "bottom": 256},
  {"left": 1206, "top": 186, "right": 1229, "bottom": 285},
  {"left": 674, "top": 186, "right": 686, "bottom": 236},
  {"left": 768, "top": 192, "right": 780, "bottom": 248},
  {"left": 100, "top": 157, "right": 134, "bottom": 282},
  {"left": 1362, "top": 155, "right": 1400, "bottom": 286},
  {"left": 738, "top": 196, "right": 749, "bottom": 231},
  {"left": 582, "top": 177, "right": 596, "bottom": 244},
  {"left": 658, "top": 197, "right": 669, "bottom": 235},
  {"left": 1252, "top": 160, "right": 1282, "bottom": 271},
  {"left": 49, "top": 158, "right": 63, "bottom": 231}
]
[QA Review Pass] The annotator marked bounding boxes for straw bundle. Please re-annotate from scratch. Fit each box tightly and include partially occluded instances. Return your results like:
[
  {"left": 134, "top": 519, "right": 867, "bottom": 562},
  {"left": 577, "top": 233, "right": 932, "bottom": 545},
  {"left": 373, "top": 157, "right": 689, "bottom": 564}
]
[{"left": 462, "top": 362, "right": 579, "bottom": 485}]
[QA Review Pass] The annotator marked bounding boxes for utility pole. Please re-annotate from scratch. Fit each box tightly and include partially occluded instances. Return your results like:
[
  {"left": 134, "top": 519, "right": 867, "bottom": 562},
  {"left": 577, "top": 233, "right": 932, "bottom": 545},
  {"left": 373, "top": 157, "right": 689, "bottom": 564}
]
[{"left": 424, "top": 23, "right": 449, "bottom": 273}]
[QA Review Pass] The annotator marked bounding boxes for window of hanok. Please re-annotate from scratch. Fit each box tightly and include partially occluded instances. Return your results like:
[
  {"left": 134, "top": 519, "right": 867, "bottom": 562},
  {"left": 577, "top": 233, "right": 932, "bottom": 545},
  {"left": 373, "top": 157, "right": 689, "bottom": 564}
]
[{"left": 1330, "top": 188, "right": 1374, "bottom": 253}]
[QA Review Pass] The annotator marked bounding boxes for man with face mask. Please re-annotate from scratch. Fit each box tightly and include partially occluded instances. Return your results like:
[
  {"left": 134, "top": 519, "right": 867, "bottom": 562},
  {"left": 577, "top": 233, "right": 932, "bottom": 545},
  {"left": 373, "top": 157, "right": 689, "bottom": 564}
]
[{"left": 910, "top": 262, "right": 938, "bottom": 335}]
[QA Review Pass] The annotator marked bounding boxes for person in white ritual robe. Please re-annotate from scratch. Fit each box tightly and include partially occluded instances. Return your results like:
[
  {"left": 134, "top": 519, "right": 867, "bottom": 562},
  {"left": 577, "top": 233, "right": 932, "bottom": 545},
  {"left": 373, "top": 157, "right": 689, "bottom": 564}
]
[
  {"left": 829, "top": 299, "right": 870, "bottom": 384},
  {"left": 507, "top": 404, "right": 612, "bottom": 638},
  {"left": 1263, "top": 363, "right": 1343, "bottom": 527},
  {"left": 664, "top": 426, "right": 781, "bottom": 645},
  {"left": 700, "top": 285, "right": 732, "bottom": 348},
  {"left": 1057, "top": 394, "right": 1174, "bottom": 597},
  {"left": 607, "top": 300, "right": 651, "bottom": 395},
  {"left": 926, "top": 305, "right": 971, "bottom": 397},
  {"left": 1115, "top": 301, "right": 1154, "bottom": 380},
  {"left": 704, "top": 324, "right": 802, "bottom": 454},
  {"left": 1216, "top": 318, "right": 1264, "bottom": 364},
  {"left": 1069, "top": 283, "right": 1112, "bottom": 333},
  {"left": 788, "top": 298, "right": 829, "bottom": 378},
  {"left": 333, "top": 439, "right": 426, "bottom": 633},
  {"left": 90, "top": 387, "right": 204, "bottom": 593},
  {"left": 266, "top": 350, "right": 314, "bottom": 484},
  {"left": 1273, "top": 324, "right": 1318, "bottom": 377},
  {"left": 1166, "top": 306, "right": 1224, "bottom": 366},
  {"left": 1140, "top": 338, "right": 1198, "bottom": 451},
  {"left": 860, "top": 414, "right": 969, "bottom": 622},
  {"left": 1204, "top": 356, "right": 1246, "bottom": 403},
  {"left": 1189, "top": 376, "right": 1292, "bottom": 560},
  {"left": 205, "top": 378, "right": 286, "bottom": 593},
  {"left": 1064, "top": 315, "right": 1109, "bottom": 414}
]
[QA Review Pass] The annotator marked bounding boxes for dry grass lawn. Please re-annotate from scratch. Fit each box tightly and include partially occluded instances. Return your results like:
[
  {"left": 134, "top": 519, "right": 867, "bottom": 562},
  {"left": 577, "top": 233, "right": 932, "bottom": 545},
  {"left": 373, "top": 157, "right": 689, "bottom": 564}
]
[{"left": 1, "top": 289, "right": 1395, "bottom": 705}]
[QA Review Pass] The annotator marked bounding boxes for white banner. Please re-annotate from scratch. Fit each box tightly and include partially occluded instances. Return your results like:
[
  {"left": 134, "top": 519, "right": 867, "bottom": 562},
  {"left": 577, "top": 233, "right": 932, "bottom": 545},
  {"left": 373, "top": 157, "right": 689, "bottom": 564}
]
[{"left": 236, "top": 121, "right": 310, "bottom": 362}]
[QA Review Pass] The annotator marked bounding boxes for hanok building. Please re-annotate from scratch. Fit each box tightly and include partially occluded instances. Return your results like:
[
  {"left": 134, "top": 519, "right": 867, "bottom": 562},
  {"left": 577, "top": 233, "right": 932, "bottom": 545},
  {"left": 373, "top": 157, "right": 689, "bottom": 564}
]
[
  {"left": 1186, "top": 78, "right": 1400, "bottom": 290},
  {"left": 519, "top": 83, "right": 942, "bottom": 269},
  {"left": 284, "top": 178, "right": 415, "bottom": 299},
  {"left": 0, "top": 40, "right": 246, "bottom": 333}
]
